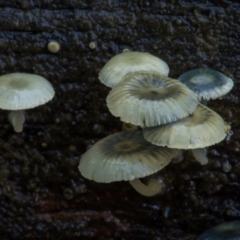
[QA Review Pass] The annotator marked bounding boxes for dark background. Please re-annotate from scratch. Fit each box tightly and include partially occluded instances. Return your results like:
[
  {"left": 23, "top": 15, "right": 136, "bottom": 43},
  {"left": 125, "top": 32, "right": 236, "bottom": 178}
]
[{"left": 0, "top": 0, "right": 239, "bottom": 239}]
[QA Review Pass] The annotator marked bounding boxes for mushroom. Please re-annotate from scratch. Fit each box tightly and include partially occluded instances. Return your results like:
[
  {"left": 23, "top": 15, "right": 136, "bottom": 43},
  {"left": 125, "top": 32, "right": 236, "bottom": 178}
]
[
  {"left": 99, "top": 51, "right": 169, "bottom": 88},
  {"left": 107, "top": 71, "right": 199, "bottom": 127},
  {"left": 0, "top": 73, "right": 55, "bottom": 132},
  {"left": 89, "top": 41, "right": 96, "bottom": 49},
  {"left": 197, "top": 221, "right": 240, "bottom": 240},
  {"left": 47, "top": 41, "right": 60, "bottom": 53},
  {"left": 178, "top": 68, "right": 234, "bottom": 104},
  {"left": 78, "top": 130, "right": 179, "bottom": 197},
  {"left": 143, "top": 104, "right": 231, "bottom": 165}
]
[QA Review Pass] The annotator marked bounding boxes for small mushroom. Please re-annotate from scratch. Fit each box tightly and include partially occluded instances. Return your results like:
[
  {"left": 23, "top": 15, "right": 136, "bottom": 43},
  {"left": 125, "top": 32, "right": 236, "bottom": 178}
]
[
  {"left": 79, "top": 131, "right": 179, "bottom": 196},
  {"left": 107, "top": 71, "right": 199, "bottom": 127},
  {"left": 99, "top": 51, "right": 169, "bottom": 88},
  {"left": 178, "top": 68, "right": 234, "bottom": 104},
  {"left": 197, "top": 221, "right": 240, "bottom": 240},
  {"left": 143, "top": 104, "right": 231, "bottom": 165},
  {"left": 0, "top": 73, "right": 55, "bottom": 132},
  {"left": 48, "top": 41, "right": 60, "bottom": 53}
]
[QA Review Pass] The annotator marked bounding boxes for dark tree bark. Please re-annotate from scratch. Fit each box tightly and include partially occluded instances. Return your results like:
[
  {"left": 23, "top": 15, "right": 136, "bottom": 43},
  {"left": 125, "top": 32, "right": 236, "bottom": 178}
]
[{"left": 0, "top": 1, "right": 239, "bottom": 239}]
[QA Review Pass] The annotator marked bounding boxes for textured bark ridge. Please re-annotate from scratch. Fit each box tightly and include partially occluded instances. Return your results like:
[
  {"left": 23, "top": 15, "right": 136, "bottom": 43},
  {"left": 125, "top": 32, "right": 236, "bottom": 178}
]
[{"left": 0, "top": 1, "right": 239, "bottom": 239}]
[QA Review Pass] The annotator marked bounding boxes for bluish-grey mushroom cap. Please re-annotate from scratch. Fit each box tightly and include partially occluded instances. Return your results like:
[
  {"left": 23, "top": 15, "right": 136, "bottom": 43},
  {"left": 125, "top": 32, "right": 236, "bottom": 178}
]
[
  {"left": 0, "top": 73, "right": 55, "bottom": 110},
  {"left": 178, "top": 68, "right": 233, "bottom": 101}
]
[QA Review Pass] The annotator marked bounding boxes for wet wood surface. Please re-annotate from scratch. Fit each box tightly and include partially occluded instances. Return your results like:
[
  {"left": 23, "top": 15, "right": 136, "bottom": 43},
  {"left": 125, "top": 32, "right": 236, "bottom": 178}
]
[{"left": 0, "top": 1, "right": 239, "bottom": 239}]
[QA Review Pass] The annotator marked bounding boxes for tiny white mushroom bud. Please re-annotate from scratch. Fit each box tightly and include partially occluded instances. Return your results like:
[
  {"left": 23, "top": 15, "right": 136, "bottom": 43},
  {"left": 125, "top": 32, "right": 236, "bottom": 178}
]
[
  {"left": 89, "top": 42, "right": 96, "bottom": 49},
  {"left": 48, "top": 41, "right": 60, "bottom": 53}
]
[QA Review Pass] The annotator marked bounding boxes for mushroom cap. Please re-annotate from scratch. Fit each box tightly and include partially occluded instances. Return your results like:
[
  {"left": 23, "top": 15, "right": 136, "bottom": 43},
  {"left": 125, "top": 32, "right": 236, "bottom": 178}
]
[
  {"left": 0, "top": 73, "right": 55, "bottom": 110},
  {"left": 107, "top": 71, "right": 199, "bottom": 127},
  {"left": 48, "top": 41, "right": 60, "bottom": 53},
  {"left": 143, "top": 104, "right": 231, "bottom": 149},
  {"left": 99, "top": 51, "right": 169, "bottom": 88},
  {"left": 178, "top": 68, "right": 234, "bottom": 101},
  {"left": 197, "top": 221, "right": 240, "bottom": 240},
  {"left": 79, "top": 131, "right": 179, "bottom": 183}
]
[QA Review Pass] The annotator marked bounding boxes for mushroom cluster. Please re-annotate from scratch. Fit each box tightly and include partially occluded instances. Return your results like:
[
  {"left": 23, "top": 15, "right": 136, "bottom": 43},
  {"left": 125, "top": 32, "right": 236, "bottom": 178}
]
[{"left": 79, "top": 51, "right": 233, "bottom": 197}]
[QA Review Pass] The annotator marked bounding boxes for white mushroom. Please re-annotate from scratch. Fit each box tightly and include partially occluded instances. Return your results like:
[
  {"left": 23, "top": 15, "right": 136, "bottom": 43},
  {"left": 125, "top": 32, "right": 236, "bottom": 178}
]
[
  {"left": 79, "top": 131, "right": 179, "bottom": 196},
  {"left": 107, "top": 71, "right": 199, "bottom": 127},
  {"left": 99, "top": 51, "right": 169, "bottom": 88},
  {"left": 48, "top": 41, "right": 60, "bottom": 53},
  {"left": 143, "top": 104, "right": 231, "bottom": 165},
  {"left": 0, "top": 73, "right": 55, "bottom": 132}
]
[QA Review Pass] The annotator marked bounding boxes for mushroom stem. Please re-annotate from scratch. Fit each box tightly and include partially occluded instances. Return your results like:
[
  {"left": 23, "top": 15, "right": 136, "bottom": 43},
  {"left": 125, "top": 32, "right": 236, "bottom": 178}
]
[
  {"left": 129, "top": 178, "right": 162, "bottom": 197},
  {"left": 8, "top": 110, "right": 25, "bottom": 133},
  {"left": 192, "top": 148, "right": 208, "bottom": 165}
]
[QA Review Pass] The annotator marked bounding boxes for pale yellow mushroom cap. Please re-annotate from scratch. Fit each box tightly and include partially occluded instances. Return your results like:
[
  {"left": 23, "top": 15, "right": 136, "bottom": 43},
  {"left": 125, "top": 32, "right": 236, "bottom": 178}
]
[
  {"left": 99, "top": 51, "right": 169, "bottom": 88},
  {"left": 143, "top": 104, "right": 231, "bottom": 149},
  {"left": 47, "top": 41, "right": 60, "bottom": 53},
  {"left": 79, "top": 131, "right": 179, "bottom": 183},
  {"left": 0, "top": 73, "right": 55, "bottom": 110},
  {"left": 107, "top": 71, "right": 199, "bottom": 127}
]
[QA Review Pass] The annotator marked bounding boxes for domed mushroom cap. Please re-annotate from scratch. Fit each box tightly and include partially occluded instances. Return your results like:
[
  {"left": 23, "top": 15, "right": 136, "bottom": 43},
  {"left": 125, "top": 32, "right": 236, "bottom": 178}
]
[
  {"left": 79, "top": 131, "right": 179, "bottom": 183},
  {"left": 143, "top": 104, "right": 231, "bottom": 149},
  {"left": 197, "top": 221, "right": 240, "bottom": 240},
  {"left": 107, "top": 71, "right": 199, "bottom": 127},
  {"left": 178, "top": 68, "right": 234, "bottom": 101},
  {"left": 0, "top": 73, "right": 55, "bottom": 110},
  {"left": 99, "top": 51, "right": 169, "bottom": 88}
]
